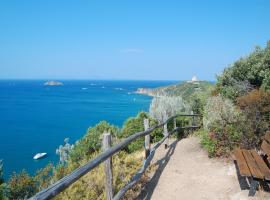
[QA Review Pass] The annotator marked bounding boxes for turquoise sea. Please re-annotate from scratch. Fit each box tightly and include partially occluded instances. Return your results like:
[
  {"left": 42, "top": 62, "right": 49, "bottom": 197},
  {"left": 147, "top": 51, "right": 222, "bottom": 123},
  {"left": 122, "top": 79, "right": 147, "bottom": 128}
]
[{"left": 0, "top": 80, "right": 177, "bottom": 179}]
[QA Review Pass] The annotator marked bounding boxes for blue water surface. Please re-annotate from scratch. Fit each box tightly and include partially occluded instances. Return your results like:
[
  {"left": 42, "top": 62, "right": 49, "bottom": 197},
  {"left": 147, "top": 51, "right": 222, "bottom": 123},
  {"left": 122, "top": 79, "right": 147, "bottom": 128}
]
[{"left": 0, "top": 80, "right": 177, "bottom": 178}]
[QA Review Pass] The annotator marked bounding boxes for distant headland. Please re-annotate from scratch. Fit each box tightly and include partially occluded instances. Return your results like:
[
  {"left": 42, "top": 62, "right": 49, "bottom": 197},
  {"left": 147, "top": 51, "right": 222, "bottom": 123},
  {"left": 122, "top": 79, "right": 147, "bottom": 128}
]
[
  {"left": 136, "top": 76, "right": 214, "bottom": 101},
  {"left": 44, "top": 81, "right": 64, "bottom": 86}
]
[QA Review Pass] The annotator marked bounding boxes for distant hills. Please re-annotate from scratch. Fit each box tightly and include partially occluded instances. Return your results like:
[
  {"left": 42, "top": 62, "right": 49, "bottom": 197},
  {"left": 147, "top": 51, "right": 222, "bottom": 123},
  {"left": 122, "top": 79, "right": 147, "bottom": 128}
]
[{"left": 137, "top": 80, "right": 214, "bottom": 101}]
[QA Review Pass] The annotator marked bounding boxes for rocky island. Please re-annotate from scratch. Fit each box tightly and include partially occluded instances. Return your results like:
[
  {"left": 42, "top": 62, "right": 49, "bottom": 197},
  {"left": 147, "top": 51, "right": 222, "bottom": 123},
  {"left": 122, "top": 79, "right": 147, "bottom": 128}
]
[{"left": 44, "top": 81, "right": 64, "bottom": 86}]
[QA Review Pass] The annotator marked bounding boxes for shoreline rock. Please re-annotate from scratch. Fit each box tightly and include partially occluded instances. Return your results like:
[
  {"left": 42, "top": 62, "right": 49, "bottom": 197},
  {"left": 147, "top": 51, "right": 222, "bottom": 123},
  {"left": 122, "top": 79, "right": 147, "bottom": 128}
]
[{"left": 136, "top": 88, "right": 156, "bottom": 96}]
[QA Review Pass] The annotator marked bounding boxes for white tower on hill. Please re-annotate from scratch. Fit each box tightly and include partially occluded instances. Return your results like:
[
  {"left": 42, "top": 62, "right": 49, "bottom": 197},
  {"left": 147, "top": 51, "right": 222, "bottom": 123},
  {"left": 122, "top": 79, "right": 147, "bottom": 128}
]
[
  {"left": 191, "top": 75, "right": 198, "bottom": 82},
  {"left": 187, "top": 75, "right": 198, "bottom": 83}
]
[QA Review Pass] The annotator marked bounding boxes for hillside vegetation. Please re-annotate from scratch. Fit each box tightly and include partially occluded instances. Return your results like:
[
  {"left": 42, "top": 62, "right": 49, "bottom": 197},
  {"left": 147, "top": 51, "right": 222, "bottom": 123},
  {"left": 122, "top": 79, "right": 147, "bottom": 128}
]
[
  {"left": 138, "top": 81, "right": 213, "bottom": 101},
  {"left": 201, "top": 41, "right": 270, "bottom": 157}
]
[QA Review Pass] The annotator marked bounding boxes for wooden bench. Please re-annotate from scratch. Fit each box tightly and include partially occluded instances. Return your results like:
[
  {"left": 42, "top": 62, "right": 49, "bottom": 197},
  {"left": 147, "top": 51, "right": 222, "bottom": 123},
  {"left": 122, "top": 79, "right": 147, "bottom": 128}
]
[{"left": 234, "top": 132, "right": 270, "bottom": 196}]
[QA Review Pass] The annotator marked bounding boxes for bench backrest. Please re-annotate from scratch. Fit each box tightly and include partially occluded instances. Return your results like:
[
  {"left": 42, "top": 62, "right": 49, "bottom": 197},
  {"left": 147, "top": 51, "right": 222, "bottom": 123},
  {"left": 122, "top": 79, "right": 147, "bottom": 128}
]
[{"left": 261, "top": 131, "right": 270, "bottom": 158}]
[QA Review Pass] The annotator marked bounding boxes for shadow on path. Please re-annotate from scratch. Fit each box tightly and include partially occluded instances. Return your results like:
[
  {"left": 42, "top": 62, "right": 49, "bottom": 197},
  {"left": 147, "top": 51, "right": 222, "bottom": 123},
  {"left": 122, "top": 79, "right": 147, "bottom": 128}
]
[{"left": 136, "top": 139, "right": 179, "bottom": 200}]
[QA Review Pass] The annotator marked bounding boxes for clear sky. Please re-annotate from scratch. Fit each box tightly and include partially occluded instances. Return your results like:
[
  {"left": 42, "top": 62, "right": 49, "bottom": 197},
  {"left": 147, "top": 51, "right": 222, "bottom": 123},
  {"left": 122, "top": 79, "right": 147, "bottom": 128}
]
[{"left": 0, "top": 0, "right": 269, "bottom": 81}]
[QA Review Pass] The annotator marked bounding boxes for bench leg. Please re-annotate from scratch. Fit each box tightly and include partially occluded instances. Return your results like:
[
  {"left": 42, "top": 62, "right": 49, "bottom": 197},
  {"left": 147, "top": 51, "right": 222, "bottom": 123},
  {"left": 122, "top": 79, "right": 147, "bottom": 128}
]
[{"left": 248, "top": 179, "right": 259, "bottom": 197}]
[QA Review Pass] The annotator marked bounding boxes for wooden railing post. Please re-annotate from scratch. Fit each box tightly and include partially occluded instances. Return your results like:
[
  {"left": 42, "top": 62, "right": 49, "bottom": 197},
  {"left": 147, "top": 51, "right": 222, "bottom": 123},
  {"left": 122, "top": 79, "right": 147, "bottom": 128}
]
[
  {"left": 103, "top": 132, "right": 113, "bottom": 200},
  {"left": 164, "top": 123, "right": 169, "bottom": 149},
  {"left": 173, "top": 117, "right": 177, "bottom": 130},
  {"left": 191, "top": 111, "right": 195, "bottom": 126},
  {"left": 144, "top": 119, "right": 150, "bottom": 159}
]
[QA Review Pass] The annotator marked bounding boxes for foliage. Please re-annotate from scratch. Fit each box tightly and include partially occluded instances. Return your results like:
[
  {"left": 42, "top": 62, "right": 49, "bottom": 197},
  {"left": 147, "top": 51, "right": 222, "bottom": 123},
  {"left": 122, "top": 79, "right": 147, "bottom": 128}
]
[
  {"left": 120, "top": 112, "right": 163, "bottom": 153},
  {"left": 56, "top": 138, "right": 74, "bottom": 164},
  {"left": 55, "top": 150, "right": 149, "bottom": 200},
  {"left": 52, "top": 164, "right": 69, "bottom": 182},
  {"left": 34, "top": 163, "right": 53, "bottom": 191},
  {"left": 0, "top": 160, "right": 3, "bottom": 185},
  {"left": 150, "top": 96, "right": 190, "bottom": 122},
  {"left": 0, "top": 160, "right": 7, "bottom": 200},
  {"left": 147, "top": 81, "right": 214, "bottom": 101},
  {"left": 217, "top": 41, "right": 270, "bottom": 101},
  {"left": 189, "top": 89, "right": 212, "bottom": 115},
  {"left": 236, "top": 89, "right": 270, "bottom": 148},
  {"left": 0, "top": 183, "right": 9, "bottom": 200},
  {"left": 202, "top": 96, "right": 245, "bottom": 156},
  {"left": 70, "top": 121, "right": 119, "bottom": 163},
  {"left": 8, "top": 170, "right": 37, "bottom": 200},
  {"left": 199, "top": 130, "right": 218, "bottom": 157}
]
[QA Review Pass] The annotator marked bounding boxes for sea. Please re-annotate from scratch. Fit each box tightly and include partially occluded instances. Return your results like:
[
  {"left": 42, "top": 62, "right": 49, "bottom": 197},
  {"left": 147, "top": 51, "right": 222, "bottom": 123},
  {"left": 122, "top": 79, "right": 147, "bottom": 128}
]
[{"left": 0, "top": 80, "right": 178, "bottom": 179}]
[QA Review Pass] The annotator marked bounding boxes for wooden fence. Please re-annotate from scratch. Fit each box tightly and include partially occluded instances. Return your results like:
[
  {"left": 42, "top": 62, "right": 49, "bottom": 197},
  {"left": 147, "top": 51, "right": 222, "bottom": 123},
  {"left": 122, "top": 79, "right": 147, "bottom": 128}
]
[{"left": 29, "top": 114, "right": 200, "bottom": 200}]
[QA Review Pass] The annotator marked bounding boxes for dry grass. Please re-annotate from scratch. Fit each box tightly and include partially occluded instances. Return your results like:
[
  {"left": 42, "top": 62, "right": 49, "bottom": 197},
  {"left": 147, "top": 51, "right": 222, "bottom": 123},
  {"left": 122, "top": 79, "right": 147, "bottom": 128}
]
[{"left": 54, "top": 150, "right": 153, "bottom": 200}]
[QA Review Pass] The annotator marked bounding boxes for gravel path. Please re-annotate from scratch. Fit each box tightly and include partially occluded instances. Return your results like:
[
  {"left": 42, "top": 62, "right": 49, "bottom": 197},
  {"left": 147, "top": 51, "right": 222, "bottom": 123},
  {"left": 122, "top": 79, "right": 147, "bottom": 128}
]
[{"left": 137, "top": 136, "right": 270, "bottom": 200}]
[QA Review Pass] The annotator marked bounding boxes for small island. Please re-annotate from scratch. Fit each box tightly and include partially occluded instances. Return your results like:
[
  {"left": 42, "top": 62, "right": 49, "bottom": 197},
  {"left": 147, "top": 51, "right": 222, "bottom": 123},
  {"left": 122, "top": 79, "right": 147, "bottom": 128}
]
[{"left": 44, "top": 81, "right": 64, "bottom": 86}]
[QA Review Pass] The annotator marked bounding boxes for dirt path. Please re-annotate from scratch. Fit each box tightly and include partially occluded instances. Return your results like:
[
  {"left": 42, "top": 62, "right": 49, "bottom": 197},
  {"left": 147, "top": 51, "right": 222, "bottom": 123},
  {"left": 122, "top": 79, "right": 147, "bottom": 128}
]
[{"left": 138, "top": 136, "right": 270, "bottom": 200}]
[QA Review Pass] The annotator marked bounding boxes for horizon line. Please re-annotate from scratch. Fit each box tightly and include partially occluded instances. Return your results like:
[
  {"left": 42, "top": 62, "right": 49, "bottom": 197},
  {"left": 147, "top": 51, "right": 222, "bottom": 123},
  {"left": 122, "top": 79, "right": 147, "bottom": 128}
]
[{"left": 0, "top": 78, "right": 216, "bottom": 82}]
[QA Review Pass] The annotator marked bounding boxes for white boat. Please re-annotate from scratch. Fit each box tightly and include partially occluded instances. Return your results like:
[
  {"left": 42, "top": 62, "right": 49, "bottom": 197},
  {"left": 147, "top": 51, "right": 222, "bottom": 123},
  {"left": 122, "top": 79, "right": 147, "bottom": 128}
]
[{"left": 33, "top": 153, "right": 47, "bottom": 160}]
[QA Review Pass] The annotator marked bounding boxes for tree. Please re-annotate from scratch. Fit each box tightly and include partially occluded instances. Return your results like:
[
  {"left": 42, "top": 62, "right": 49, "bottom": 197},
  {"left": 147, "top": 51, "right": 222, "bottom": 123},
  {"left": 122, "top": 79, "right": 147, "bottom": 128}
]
[{"left": 149, "top": 96, "right": 190, "bottom": 123}]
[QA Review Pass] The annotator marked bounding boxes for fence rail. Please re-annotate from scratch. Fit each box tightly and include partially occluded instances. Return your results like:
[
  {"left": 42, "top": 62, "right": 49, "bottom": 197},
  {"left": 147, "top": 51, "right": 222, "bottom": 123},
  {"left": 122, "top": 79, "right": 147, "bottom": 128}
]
[{"left": 29, "top": 114, "right": 200, "bottom": 200}]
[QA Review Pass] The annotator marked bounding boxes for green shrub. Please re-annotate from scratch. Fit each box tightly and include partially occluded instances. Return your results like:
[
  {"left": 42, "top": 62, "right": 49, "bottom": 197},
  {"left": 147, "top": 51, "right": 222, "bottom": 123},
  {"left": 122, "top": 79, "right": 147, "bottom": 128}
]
[
  {"left": 70, "top": 121, "right": 120, "bottom": 163},
  {"left": 120, "top": 112, "right": 163, "bottom": 153},
  {"left": 34, "top": 163, "right": 53, "bottom": 191},
  {"left": 202, "top": 96, "right": 246, "bottom": 156},
  {"left": 217, "top": 41, "right": 270, "bottom": 101},
  {"left": 8, "top": 170, "right": 37, "bottom": 200},
  {"left": 199, "top": 130, "right": 218, "bottom": 157}
]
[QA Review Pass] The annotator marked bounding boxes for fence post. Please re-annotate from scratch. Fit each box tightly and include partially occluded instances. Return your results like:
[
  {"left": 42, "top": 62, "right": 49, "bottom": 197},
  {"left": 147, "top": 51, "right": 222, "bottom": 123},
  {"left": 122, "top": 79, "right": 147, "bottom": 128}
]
[
  {"left": 144, "top": 119, "right": 150, "bottom": 159},
  {"left": 173, "top": 117, "right": 177, "bottom": 130},
  {"left": 191, "top": 111, "right": 194, "bottom": 126},
  {"left": 164, "top": 123, "right": 169, "bottom": 149},
  {"left": 103, "top": 132, "right": 113, "bottom": 200}
]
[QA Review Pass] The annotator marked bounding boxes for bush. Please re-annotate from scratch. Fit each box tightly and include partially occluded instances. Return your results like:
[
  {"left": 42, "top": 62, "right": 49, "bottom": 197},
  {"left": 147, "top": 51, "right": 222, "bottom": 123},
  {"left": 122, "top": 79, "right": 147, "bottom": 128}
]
[
  {"left": 70, "top": 121, "right": 120, "bottom": 163},
  {"left": 216, "top": 41, "right": 270, "bottom": 101},
  {"left": 149, "top": 96, "right": 190, "bottom": 122},
  {"left": 202, "top": 96, "right": 245, "bottom": 156},
  {"left": 8, "top": 170, "right": 37, "bottom": 199},
  {"left": 34, "top": 163, "right": 54, "bottom": 191},
  {"left": 199, "top": 130, "right": 218, "bottom": 157},
  {"left": 236, "top": 89, "right": 270, "bottom": 148},
  {"left": 0, "top": 160, "right": 7, "bottom": 200},
  {"left": 120, "top": 112, "right": 163, "bottom": 153}
]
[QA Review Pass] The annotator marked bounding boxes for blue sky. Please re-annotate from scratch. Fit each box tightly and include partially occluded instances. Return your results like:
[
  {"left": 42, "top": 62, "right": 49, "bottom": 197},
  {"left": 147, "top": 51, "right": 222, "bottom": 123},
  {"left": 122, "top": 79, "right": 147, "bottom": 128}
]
[{"left": 0, "top": 0, "right": 269, "bottom": 81}]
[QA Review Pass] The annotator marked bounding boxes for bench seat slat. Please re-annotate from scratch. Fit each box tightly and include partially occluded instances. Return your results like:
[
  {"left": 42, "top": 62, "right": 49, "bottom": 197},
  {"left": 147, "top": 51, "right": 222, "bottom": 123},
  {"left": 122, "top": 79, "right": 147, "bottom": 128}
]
[
  {"left": 242, "top": 149, "right": 264, "bottom": 179},
  {"left": 250, "top": 150, "right": 270, "bottom": 181},
  {"left": 233, "top": 149, "right": 251, "bottom": 177}
]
